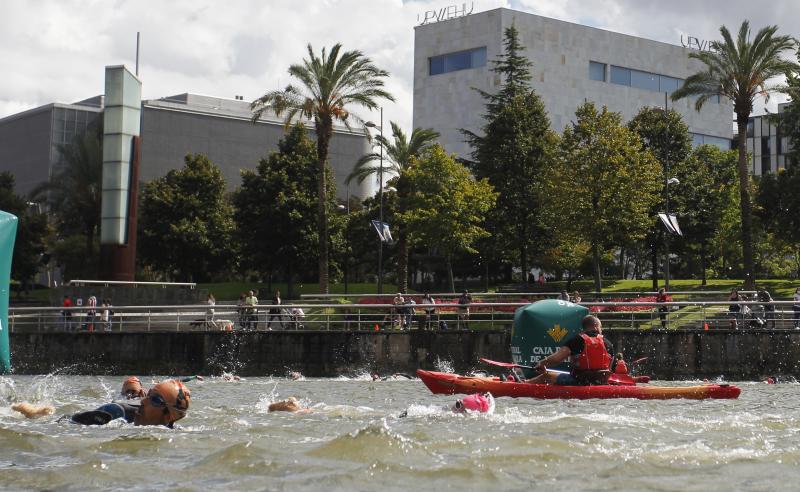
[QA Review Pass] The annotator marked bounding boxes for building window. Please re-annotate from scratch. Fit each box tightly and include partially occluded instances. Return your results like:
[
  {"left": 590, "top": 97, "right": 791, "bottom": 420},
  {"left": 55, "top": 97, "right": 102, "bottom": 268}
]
[
  {"left": 589, "top": 61, "right": 606, "bottom": 81},
  {"left": 691, "top": 132, "right": 731, "bottom": 151},
  {"left": 610, "top": 65, "right": 631, "bottom": 86},
  {"left": 761, "top": 154, "right": 771, "bottom": 175},
  {"left": 659, "top": 75, "right": 681, "bottom": 94},
  {"left": 429, "top": 47, "right": 487, "bottom": 76},
  {"left": 631, "top": 70, "right": 659, "bottom": 91}
]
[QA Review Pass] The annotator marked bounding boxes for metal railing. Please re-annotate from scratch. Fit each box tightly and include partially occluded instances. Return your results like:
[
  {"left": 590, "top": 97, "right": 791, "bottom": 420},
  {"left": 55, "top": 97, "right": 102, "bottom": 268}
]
[
  {"left": 67, "top": 280, "right": 197, "bottom": 289},
  {"left": 8, "top": 301, "right": 800, "bottom": 333}
]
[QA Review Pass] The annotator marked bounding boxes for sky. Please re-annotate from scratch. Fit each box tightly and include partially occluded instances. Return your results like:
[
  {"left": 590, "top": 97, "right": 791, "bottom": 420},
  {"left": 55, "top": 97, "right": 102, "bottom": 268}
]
[{"left": 2, "top": 0, "right": 799, "bottom": 132}]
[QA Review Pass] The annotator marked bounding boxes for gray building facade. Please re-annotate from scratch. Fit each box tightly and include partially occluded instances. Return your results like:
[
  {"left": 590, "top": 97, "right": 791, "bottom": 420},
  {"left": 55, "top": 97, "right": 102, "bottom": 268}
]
[
  {"left": 743, "top": 103, "right": 793, "bottom": 175},
  {"left": 0, "top": 98, "right": 102, "bottom": 193},
  {"left": 0, "top": 93, "right": 373, "bottom": 201},
  {"left": 413, "top": 8, "right": 734, "bottom": 159}
]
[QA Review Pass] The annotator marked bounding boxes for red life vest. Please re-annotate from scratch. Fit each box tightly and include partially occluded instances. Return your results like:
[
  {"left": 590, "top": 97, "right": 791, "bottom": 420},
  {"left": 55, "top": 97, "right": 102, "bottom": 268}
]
[
  {"left": 614, "top": 359, "right": 628, "bottom": 375},
  {"left": 574, "top": 333, "right": 611, "bottom": 371}
]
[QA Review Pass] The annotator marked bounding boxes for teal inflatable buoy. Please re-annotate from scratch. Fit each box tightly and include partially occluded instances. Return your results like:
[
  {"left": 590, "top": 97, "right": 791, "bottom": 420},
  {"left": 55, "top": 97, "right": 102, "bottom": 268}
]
[
  {"left": 511, "top": 299, "right": 589, "bottom": 378},
  {"left": 0, "top": 210, "right": 18, "bottom": 374}
]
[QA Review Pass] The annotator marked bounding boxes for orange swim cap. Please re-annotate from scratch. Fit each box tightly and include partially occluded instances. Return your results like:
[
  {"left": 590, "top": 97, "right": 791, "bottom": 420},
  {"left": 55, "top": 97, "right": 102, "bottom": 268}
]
[
  {"left": 148, "top": 379, "right": 191, "bottom": 423},
  {"left": 121, "top": 376, "right": 144, "bottom": 396}
]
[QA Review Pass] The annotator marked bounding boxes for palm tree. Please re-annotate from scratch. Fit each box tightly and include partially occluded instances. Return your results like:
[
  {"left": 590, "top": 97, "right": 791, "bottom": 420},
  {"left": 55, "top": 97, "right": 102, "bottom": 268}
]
[
  {"left": 347, "top": 122, "right": 439, "bottom": 292},
  {"left": 32, "top": 124, "right": 103, "bottom": 263},
  {"left": 672, "top": 21, "right": 798, "bottom": 289},
  {"left": 252, "top": 43, "right": 394, "bottom": 293}
]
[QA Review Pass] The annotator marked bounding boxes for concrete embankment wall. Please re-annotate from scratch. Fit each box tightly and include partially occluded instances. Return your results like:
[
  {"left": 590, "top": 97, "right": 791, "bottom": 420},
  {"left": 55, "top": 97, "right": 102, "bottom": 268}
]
[{"left": 8, "top": 329, "right": 795, "bottom": 379}]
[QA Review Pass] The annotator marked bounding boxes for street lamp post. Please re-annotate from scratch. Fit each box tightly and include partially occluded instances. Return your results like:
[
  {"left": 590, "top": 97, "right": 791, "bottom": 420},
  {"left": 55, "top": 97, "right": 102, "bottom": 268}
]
[
  {"left": 366, "top": 107, "right": 384, "bottom": 294},
  {"left": 662, "top": 92, "right": 671, "bottom": 291}
]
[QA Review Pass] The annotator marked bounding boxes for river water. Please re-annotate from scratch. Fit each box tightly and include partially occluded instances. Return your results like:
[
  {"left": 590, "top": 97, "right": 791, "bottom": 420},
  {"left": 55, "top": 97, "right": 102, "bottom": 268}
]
[{"left": 0, "top": 373, "right": 797, "bottom": 491}]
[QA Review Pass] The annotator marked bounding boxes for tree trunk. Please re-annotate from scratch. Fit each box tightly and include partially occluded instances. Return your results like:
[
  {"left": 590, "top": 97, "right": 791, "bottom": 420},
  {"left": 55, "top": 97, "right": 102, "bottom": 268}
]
[
  {"left": 286, "top": 263, "right": 294, "bottom": 300},
  {"left": 736, "top": 116, "right": 755, "bottom": 290},
  {"left": 520, "top": 225, "right": 528, "bottom": 287},
  {"left": 592, "top": 242, "right": 602, "bottom": 293},
  {"left": 700, "top": 243, "right": 707, "bottom": 286},
  {"left": 446, "top": 254, "right": 455, "bottom": 293},
  {"left": 483, "top": 261, "right": 489, "bottom": 292},
  {"left": 651, "top": 242, "right": 659, "bottom": 291},
  {"left": 315, "top": 120, "right": 332, "bottom": 294},
  {"left": 397, "top": 230, "right": 408, "bottom": 294}
]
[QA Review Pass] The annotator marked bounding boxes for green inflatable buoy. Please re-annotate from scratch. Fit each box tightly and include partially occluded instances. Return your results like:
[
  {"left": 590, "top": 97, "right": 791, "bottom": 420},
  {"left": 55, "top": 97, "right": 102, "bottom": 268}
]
[
  {"left": 511, "top": 299, "right": 589, "bottom": 378},
  {"left": 0, "top": 210, "right": 18, "bottom": 374}
]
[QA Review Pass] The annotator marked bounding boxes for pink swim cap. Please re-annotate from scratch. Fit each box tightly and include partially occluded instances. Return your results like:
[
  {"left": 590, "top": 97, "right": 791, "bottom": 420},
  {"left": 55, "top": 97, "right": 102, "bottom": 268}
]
[{"left": 458, "top": 393, "right": 491, "bottom": 413}]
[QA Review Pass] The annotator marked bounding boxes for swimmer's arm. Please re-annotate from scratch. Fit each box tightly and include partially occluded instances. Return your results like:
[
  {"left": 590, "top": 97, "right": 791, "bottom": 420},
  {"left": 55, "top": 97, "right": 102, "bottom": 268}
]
[
  {"left": 179, "top": 375, "right": 204, "bottom": 382},
  {"left": 534, "top": 346, "right": 571, "bottom": 372}
]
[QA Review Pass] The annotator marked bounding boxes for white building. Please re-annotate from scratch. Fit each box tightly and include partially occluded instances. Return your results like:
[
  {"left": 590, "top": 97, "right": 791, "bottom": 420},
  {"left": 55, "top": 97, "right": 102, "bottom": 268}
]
[
  {"left": 413, "top": 8, "right": 733, "bottom": 159},
  {"left": 743, "top": 103, "right": 793, "bottom": 175}
]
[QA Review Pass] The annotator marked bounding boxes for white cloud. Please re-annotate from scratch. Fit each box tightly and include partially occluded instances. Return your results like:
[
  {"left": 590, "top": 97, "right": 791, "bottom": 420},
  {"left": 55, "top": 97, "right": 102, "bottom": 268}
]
[{"left": 1, "top": 0, "right": 798, "bottom": 133}]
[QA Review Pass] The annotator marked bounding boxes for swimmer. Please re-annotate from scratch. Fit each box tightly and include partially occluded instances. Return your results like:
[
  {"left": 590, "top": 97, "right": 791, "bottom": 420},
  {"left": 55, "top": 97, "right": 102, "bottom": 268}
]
[
  {"left": 11, "top": 402, "right": 55, "bottom": 419},
  {"left": 452, "top": 393, "right": 495, "bottom": 414},
  {"left": 289, "top": 371, "right": 303, "bottom": 380},
  {"left": 221, "top": 373, "right": 241, "bottom": 382},
  {"left": 71, "top": 379, "right": 191, "bottom": 427},
  {"left": 371, "top": 373, "right": 413, "bottom": 381},
  {"left": 268, "top": 396, "right": 311, "bottom": 413},
  {"left": 121, "top": 376, "right": 146, "bottom": 399}
]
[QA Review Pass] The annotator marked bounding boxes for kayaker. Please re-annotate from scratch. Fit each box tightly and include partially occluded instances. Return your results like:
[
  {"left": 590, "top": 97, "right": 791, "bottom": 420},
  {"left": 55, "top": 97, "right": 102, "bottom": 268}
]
[
  {"left": 612, "top": 353, "right": 628, "bottom": 375},
  {"left": 525, "top": 315, "right": 613, "bottom": 385}
]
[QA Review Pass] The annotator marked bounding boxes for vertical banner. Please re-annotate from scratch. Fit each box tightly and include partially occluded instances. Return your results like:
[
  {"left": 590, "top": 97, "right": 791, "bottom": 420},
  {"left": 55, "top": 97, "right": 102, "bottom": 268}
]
[{"left": 0, "top": 210, "right": 18, "bottom": 374}]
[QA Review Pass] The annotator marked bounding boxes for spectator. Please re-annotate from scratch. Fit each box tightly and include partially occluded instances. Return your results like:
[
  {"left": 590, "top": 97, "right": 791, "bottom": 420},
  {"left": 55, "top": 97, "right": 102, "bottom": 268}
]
[
  {"left": 86, "top": 295, "right": 97, "bottom": 332},
  {"left": 404, "top": 298, "right": 416, "bottom": 329},
  {"left": 793, "top": 287, "right": 800, "bottom": 330},
  {"left": 729, "top": 288, "right": 741, "bottom": 329},
  {"left": 656, "top": 288, "right": 668, "bottom": 329},
  {"left": 757, "top": 288, "right": 775, "bottom": 329},
  {"left": 289, "top": 306, "right": 305, "bottom": 329},
  {"left": 244, "top": 290, "right": 259, "bottom": 330},
  {"left": 61, "top": 295, "right": 73, "bottom": 332},
  {"left": 100, "top": 298, "right": 113, "bottom": 332},
  {"left": 457, "top": 290, "right": 472, "bottom": 329},
  {"left": 206, "top": 293, "right": 217, "bottom": 330},
  {"left": 421, "top": 293, "right": 436, "bottom": 330},
  {"left": 572, "top": 291, "right": 582, "bottom": 304},
  {"left": 557, "top": 290, "right": 570, "bottom": 302},
  {"left": 538, "top": 273, "right": 545, "bottom": 287},
  {"left": 392, "top": 293, "right": 405, "bottom": 328},
  {"left": 267, "top": 290, "right": 283, "bottom": 330}
]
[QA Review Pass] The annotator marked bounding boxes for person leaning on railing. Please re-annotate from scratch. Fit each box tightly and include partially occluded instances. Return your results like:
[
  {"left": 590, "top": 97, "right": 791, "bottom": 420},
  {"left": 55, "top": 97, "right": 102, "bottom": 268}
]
[{"left": 794, "top": 287, "right": 800, "bottom": 330}]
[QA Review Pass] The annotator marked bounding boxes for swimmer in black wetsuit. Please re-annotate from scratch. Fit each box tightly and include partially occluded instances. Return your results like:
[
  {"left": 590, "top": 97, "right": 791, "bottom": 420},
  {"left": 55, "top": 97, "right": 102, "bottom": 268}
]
[
  {"left": 71, "top": 379, "right": 191, "bottom": 428},
  {"left": 371, "top": 373, "right": 413, "bottom": 381}
]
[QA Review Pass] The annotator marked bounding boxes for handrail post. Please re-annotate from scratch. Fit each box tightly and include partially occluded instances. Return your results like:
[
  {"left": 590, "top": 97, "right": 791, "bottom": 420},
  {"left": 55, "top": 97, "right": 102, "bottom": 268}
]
[{"left": 147, "top": 309, "right": 151, "bottom": 331}]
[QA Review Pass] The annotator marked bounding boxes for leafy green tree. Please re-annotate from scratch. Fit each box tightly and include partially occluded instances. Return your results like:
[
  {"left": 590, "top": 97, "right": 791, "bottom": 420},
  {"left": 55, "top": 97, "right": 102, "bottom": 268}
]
[
  {"left": 758, "top": 164, "right": 800, "bottom": 276},
  {"left": 0, "top": 172, "right": 49, "bottom": 288},
  {"left": 679, "top": 145, "right": 738, "bottom": 284},
  {"left": 32, "top": 123, "right": 103, "bottom": 266},
  {"left": 234, "top": 125, "right": 337, "bottom": 298},
  {"left": 543, "top": 102, "right": 662, "bottom": 292},
  {"left": 776, "top": 50, "right": 800, "bottom": 167},
  {"left": 401, "top": 145, "right": 497, "bottom": 291},
  {"left": 251, "top": 43, "right": 394, "bottom": 294},
  {"left": 138, "top": 154, "right": 236, "bottom": 282},
  {"left": 347, "top": 121, "right": 439, "bottom": 293},
  {"left": 627, "top": 107, "right": 693, "bottom": 289},
  {"left": 463, "top": 23, "right": 556, "bottom": 282},
  {"left": 672, "top": 20, "right": 799, "bottom": 289}
]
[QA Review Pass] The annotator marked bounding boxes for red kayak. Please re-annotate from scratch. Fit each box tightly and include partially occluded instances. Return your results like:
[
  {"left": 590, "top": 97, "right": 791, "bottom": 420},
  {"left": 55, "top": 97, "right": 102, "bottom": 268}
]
[{"left": 417, "top": 369, "right": 741, "bottom": 400}]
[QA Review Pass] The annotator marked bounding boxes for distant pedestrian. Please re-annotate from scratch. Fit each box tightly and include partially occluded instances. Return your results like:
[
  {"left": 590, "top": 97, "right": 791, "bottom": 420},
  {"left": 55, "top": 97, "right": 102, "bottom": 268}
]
[
  {"left": 557, "top": 290, "right": 570, "bottom": 302},
  {"left": 457, "top": 290, "right": 472, "bottom": 329},
  {"left": 392, "top": 293, "right": 405, "bottom": 328},
  {"left": 729, "top": 288, "right": 742, "bottom": 329},
  {"left": 244, "top": 290, "right": 258, "bottom": 330},
  {"left": 404, "top": 298, "right": 416, "bottom": 329},
  {"left": 61, "top": 295, "right": 73, "bottom": 331},
  {"left": 206, "top": 293, "right": 217, "bottom": 330},
  {"left": 538, "top": 273, "right": 545, "bottom": 286},
  {"left": 757, "top": 288, "right": 775, "bottom": 329},
  {"left": 656, "top": 288, "right": 668, "bottom": 329},
  {"left": 100, "top": 298, "right": 113, "bottom": 332},
  {"left": 421, "top": 293, "right": 436, "bottom": 330},
  {"left": 237, "top": 292, "right": 247, "bottom": 329},
  {"left": 267, "top": 290, "right": 283, "bottom": 330},
  {"left": 793, "top": 287, "right": 800, "bottom": 329},
  {"left": 572, "top": 291, "right": 582, "bottom": 304},
  {"left": 86, "top": 295, "right": 97, "bottom": 332}
]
